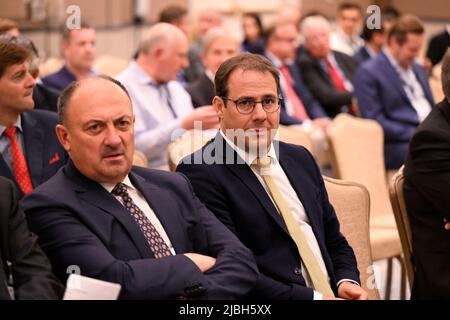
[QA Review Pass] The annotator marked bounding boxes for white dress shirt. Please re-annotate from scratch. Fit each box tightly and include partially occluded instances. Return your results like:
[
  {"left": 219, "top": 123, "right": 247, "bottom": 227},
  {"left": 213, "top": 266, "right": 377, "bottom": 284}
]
[
  {"left": 101, "top": 175, "right": 176, "bottom": 255},
  {"left": 330, "top": 28, "right": 364, "bottom": 56},
  {"left": 384, "top": 50, "right": 432, "bottom": 122},
  {"left": 116, "top": 61, "right": 194, "bottom": 170}
]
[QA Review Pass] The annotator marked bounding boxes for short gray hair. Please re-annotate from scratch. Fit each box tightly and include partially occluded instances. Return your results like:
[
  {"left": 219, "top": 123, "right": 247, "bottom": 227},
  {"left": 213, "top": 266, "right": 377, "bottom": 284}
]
[
  {"left": 201, "top": 27, "right": 238, "bottom": 54},
  {"left": 442, "top": 48, "right": 450, "bottom": 101},
  {"left": 300, "top": 15, "right": 331, "bottom": 39}
]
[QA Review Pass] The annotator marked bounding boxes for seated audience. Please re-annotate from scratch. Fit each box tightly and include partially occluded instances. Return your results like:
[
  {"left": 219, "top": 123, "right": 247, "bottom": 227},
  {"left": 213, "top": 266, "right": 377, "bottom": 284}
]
[
  {"left": 330, "top": 2, "right": 364, "bottom": 56},
  {"left": 297, "top": 15, "right": 357, "bottom": 118},
  {"left": 117, "top": 23, "right": 219, "bottom": 170},
  {"left": 403, "top": 49, "right": 450, "bottom": 299},
  {"left": 0, "top": 176, "right": 63, "bottom": 300},
  {"left": 241, "top": 13, "right": 265, "bottom": 55},
  {"left": 186, "top": 27, "right": 239, "bottom": 108},
  {"left": 0, "top": 40, "right": 67, "bottom": 198},
  {"left": 42, "top": 23, "right": 97, "bottom": 92},
  {"left": 178, "top": 53, "right": 367, "bottom": 300},
  {"left": 354, "top": 15, "right": 434, "bottom": 169},
  {"left": 21, "top": 76, "right": 258, "bottom": 300}
]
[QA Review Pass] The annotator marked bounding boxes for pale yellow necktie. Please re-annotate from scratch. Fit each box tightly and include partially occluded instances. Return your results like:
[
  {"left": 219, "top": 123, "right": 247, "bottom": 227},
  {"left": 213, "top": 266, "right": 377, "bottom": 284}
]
[{"left": 255, "top": 156, "right": 335, "bottom": 297}]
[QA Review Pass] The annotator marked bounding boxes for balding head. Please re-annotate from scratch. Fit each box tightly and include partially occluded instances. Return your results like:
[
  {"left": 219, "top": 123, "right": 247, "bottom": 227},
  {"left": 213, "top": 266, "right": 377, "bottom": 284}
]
[{"left": 137, "top": 23, "right": 189, "bottom": 83}]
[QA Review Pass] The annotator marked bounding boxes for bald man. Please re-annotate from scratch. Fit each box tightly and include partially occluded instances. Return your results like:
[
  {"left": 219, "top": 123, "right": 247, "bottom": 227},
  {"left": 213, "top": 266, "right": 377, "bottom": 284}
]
[{"left": 117, "top": 23, "right": 219, "bottom": 170}]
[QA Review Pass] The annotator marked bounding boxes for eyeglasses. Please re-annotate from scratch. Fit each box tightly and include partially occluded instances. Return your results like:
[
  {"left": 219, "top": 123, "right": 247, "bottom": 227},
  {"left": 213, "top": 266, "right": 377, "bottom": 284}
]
[{"left": 221, "top": 96, "right": 282, "bottom": 115}]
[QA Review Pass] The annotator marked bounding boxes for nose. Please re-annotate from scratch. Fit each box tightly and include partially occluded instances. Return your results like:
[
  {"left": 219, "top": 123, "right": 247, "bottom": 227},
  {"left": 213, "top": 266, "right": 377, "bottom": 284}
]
[
  {"left": 105, "top": 127, "right": 122, "bottom": 146},
  {"left": 25, "top": 73, "right": 36, "bottom": 89},
  {"left": 252, "top": 102, "right": 268, "bottom": 121}
]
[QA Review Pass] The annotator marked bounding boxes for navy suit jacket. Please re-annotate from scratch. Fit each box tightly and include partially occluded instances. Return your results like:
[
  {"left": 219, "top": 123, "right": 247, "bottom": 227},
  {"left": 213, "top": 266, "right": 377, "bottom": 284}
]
[
  {"left": 41, "top": 65, "right": 76, "bottom": 92},
  {"left": 352, "top": 46, "right": 371, "bottom": 66},
  {"left": 21, "top": 161, "right": 258, "bottom": 300},
  {"left": 177, "top": 134, "right": 359, "bottom": 299},
  {"left": 0, "top": 110, "right": 67, "bottom": 198},
  {"left": 354, "top": 52, "right": 435, "bottom": 169},
  {"left": 186, "top": 72, "right": 215, "bottom": 108}
]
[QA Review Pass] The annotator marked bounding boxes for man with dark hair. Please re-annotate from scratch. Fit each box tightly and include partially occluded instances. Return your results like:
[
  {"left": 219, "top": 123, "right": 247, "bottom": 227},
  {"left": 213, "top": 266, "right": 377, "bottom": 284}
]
[
  {"left": 354, "top": 15, "right": 434, "bottom": 169},
  {"left": 42, "top": 23, "right": 96, "bottom": 92},
  {"left": 403, "top": 48, "right": 450, "bottom": 299},
  {"left": 0, "top": 40, "right": 67, "bottom": 198},
  {"left": 158, "top": 5, "right": 189, "bottom": 35},
  {"left": 178, "top": 53, "right": 367, "bottom": 300},
  {"left": 0, "top": 176, "right": 63, "bottom": 299},
  {"left": 330, "top": 2, "right": 364, "bottom": 56},
  {"left": 353, "top": 19, "right": 384, "bottom": 65},
  {"left": 0, "top": 18, "right": 19, "bottom": 37},
  {"left": 21, "top": 76, "right": 258, "bottom": 300},
  {"left": 426, "top": 24, "right": 450, "bottom": 69}
]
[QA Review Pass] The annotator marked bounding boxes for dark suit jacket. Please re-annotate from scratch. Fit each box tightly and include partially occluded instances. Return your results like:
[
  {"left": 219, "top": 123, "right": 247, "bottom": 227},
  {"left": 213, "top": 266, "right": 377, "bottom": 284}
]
[
  {"left": 186, "top": 72, "right": 215, "bottom": 108},
  {"left": 426, "top": 30, "right": 450, "bottom": 66},
  {"left": 0, "top": 177, "right": 62, "bottom": 300},
  {"left": 177, "top": 134, "right": 359, "bottom": 299},
  {"left": 353, "top": 46, "right": 371, "bottom": 66},
  {"left": 296, "top": 50, "right": 356, "bottom": 118},
  {"left": 41, "top": 65, "right": 76, "bottom": 92},
  {"left": 21, "top": 161, "right": 258, "bottom": 300},
  {"left": 33, "top": 82, "right": 59, "bottom": 113},
  {"left": 0, "top": 110, "right": 68, "bottom": 198},
  {"left": 404, "top": 99, "right": 450, "bottom": 299},
  {"left": 354, "top": 52, "right": 435, "bottom": 169}
]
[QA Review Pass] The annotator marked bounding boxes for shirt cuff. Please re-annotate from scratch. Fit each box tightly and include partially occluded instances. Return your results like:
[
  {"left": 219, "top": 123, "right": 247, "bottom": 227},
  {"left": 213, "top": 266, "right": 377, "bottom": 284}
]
[
  {"left": 313, "top": 290, "right": 324, "bottom": 300},
  {"left": 337, "top": 279, "right": 360, "bottom": 288}
]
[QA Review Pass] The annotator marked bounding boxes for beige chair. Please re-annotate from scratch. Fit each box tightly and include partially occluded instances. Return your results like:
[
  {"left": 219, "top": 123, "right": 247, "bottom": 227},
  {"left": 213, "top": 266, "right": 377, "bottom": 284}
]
[
  {"left": 132, "top": 150, "right": 148, "bottom": 168},
  {"left": 324, "top": 176, "right": 380, "bottom": 300},
  {"left": 39, "top": 57, "right": 64, "bottom": 77},
  {"left": 277, "top": 125, "right": 313, "bottom": 152},
  {"left": 389, "top": 166, "right": 415, "bottom": 292},
  {"left": 94, "top": 55, "right": 129, "bottom": 77},
  {"left": 327, "top": 113, "right": 404, "bottom": 299},
  {"left": 167, "top": 129, "right": 211, "bottom": 171}
]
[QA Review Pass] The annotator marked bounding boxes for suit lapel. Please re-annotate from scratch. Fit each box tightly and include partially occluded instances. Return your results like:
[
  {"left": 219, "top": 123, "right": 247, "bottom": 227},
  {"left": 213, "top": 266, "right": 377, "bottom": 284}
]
[
  {"left": 129, "top": 172, "right": 187, "bottom": 253},
  {"left": 413, "top": 64, "right": 434, "bottom": 106},
  {"left": 379, "top": 53, "right": 413, "bottom": 105},
  {"left": 65, "top": 162, "right": 154, "bottom": 259},
  {"left": 213, "top": 134, "right": 289, "bottom": 234},
  {"left": 0, "top": 155, "right": 24, "bottom": 198},
  {"left": 21, "top": 112, "right": 44, "bottom": 188}
]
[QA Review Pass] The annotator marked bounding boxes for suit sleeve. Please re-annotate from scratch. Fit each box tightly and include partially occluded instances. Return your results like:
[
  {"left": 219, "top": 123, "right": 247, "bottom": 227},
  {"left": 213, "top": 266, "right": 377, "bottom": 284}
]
[
  {"left": 354, "top": 66, "right": 417, "bottom": 142},
  {"left": 407, "top": 127, "right": 450, "bottom": 221},
  {"left": 177, "top": 161, "right": 317, "bottom": 300},
  {"left": 5, "top": 181, "right": 63, "bottom": 299}
]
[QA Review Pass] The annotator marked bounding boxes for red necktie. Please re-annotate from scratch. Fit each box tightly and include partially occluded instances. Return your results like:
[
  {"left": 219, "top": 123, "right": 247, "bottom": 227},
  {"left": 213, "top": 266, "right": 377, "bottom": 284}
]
[
  {"left": 4, "top": 126, "right": 33, "bottom": 195},
  {"left": 280, "top": 65, "right": 310, "bottom": 121},
  {"left": 326, "top": 59, "right": 346, "bottom": 92}
]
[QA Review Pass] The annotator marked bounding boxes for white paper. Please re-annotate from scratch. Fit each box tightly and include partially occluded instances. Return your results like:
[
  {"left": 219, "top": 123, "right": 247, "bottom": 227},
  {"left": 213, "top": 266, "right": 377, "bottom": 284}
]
[{"left": 63, "top": 274, "right": 121, "bottom": 300}]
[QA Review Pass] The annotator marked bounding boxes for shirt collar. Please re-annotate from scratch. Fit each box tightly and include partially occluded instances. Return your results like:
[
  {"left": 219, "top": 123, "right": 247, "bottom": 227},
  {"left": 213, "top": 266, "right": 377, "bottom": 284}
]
[
  {"left": 101, "top": 175, "right": 134, "bottom": 194},
  {"left": 0, "top": 115, "right": 23, "bottom": 137},
  {"left": 205, "top": 69, "right": 215, "bottom": 82},
  {"left": 384, "top": 48, "right": 412, "bottom": 73},
  {"left": 128, "top": 61, "right": 159, "bottom": 86},
  {"left": 219, "top": 129, "right": 279, "bottom": 168}
]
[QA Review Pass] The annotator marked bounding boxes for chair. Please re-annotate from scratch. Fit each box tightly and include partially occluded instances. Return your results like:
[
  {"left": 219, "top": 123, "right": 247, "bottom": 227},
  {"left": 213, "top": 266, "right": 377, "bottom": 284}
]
[
  {"left": 389, "top": 166, "right": 414, "bottom": 292},
  {"left": 277, "top": 125, "right": 313, "bottom": 152},
  {"left": 323, "top": 176, "right": 380, "bottom": 300},
  {"left": 132, "top": 150, "right": 148, "bottom": 168},
  {"left": 327, "top": 113, "right": 404, "bottom": 299},
  {"left": 93, "top": 55, "right": 129, "bottom": 77},
  {"left": 167, "top": 129, "right": 211, "bottom": 171}
]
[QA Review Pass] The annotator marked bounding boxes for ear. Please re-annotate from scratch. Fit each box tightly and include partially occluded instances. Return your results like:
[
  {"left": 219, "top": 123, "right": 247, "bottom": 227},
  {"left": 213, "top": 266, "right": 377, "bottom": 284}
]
[
  {"left": 213, "top": 96, "right": 225, "bottom": 119},
  {"left": 55, "top": 124, "right": 71, "bottom": 152}
]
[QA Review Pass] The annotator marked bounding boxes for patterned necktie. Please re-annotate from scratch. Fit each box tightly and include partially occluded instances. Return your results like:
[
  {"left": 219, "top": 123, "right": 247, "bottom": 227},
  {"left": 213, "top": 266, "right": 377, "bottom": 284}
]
[
  {"left": 4, "top": 126, "right": 33, "bottom": 195},
  {"left": 112, "top": 183, "right": 172, "bottom": 258},
  {"left": 280, "top": 65, "right": 310, "bottom": 121},
  {"left": 255, "top": 156, "right": 335, "bottom": 297}
]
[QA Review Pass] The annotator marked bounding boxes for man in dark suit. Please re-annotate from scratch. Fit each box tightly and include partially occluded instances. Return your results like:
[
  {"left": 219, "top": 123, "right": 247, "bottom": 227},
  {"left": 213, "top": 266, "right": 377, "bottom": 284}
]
[
  {"left": 0, "top": 40, "right": 67, "bottom": 198},
  {"left": 403, "top": 49, "right": 450, "bottom": 299},
  {"left": 42, "top": 23, "right": 97, "bottom": 92},
  {"left": 296, "top": 15, "right": 357, "bottom": 118},
  {"left": 186, "top": 27, "right": 238, "bottom": 108},
  {"left": 21, "top": 76, "right": 258, "bottom": 300},
  {"left": 177, "top": 53, "right": 366, "bottom": 300},
  {"left": 0, "top": 176, "right": 63, "bottom": 300},
  {"left": 354, "top": 15, "right": 434, "bottom": 169}
]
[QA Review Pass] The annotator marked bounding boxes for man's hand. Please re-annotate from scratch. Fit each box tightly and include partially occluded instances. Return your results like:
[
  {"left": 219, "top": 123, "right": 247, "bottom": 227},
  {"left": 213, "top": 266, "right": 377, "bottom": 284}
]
[
  {"left": 182, "top": 105, "right": 220, "bottom": 130},
  {"left": 337, "top": 282, "right": 368, "bottom": 300},
  {"left": 444, "top": 218, "right": 450, "bottom": 230},
  {"left": 184, "top": 253, "right": 216, "bottom": 272}
]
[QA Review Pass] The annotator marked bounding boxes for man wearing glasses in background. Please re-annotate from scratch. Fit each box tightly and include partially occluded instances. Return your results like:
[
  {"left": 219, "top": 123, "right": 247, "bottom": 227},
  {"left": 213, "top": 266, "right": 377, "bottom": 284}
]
[{"left": 177, "top": 53, "right": 367, "bottom": 300}]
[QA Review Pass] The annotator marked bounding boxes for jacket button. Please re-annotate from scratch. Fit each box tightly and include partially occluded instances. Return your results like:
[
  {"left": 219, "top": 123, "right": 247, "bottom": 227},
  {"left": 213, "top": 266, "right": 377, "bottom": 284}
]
[{"left": 294, "top": 267, "right": 302, "bottom": 275}]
